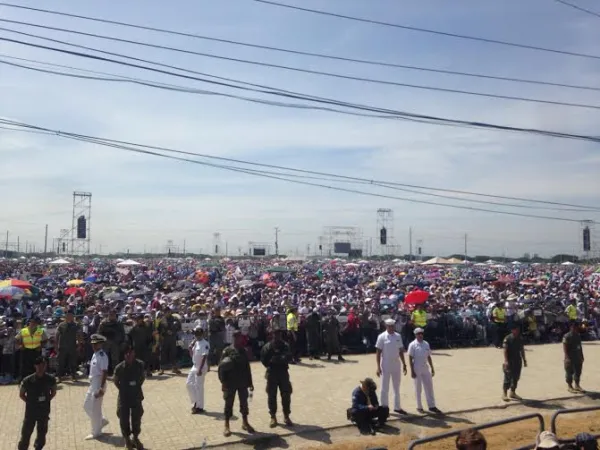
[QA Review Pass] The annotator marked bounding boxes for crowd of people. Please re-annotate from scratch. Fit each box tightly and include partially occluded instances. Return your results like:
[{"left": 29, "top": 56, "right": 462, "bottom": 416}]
[{"left": 1, "top": 256, "right": 599, "bottom": 448}]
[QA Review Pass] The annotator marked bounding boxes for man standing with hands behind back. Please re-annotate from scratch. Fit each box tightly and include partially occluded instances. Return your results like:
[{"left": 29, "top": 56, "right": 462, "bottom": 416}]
[
  {"left": 408, "top": 328, "right": 442, "bottom": 414},
  {"left": 84, "top": 334, "right": 109, "bottom": 440},
  {"left": 375, "top": 318, "right": 408, "bottom": 415}
]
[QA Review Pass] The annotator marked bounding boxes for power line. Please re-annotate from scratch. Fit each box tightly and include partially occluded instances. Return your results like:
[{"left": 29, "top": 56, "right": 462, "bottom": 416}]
[
  {"left": 4, "top": 19, "right": 600, "bottom": 110},
  {"left": 2, "top": 118, "right": 599, "bottom": 219},
  {"left": 251, "top": 0, "right": 600, "bottom": 60},
  {"left": 0, "top": 4, "right": 597, "bottom": 93},
  {"left": 554, "top": 0, "right": 600, "bottom": 18},
  {"left": 3, "top": 32, "right": 600, "bottom": 145}
]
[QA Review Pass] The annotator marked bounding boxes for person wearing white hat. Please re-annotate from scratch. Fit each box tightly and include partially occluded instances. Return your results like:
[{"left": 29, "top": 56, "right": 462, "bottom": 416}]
[
  {"left": 375, "top": 318, "right": 407, "bottom": 415},
  {"left": 186, "top": 327, "right": 210, "bottom": 414},
  {"left": 535, "top": 431, "right": 560, "bottom": 449},
  {"left": 408, "top": 328, "right": 442, "bottom": 414},
  {"left": 84, "top": 334, "right": 110, "bottom": 440}
]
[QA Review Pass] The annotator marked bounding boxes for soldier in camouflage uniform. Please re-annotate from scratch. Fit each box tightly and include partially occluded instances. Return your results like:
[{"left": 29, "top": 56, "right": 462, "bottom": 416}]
[
  {"left": 260, "top": 329, "right": 294, "bottom": 428},
  {"left": 563, "top": 320, "right": 585, "bottom": 393},
  {"left": 502, "top": 322, "right": 527, "bottom": 402},
  {"left": 218, "top": 330, "right": 255, "bottom": 437}
]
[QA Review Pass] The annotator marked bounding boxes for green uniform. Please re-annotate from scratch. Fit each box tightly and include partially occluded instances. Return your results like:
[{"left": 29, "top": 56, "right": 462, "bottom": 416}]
[
  {"left": 261, "top": 339, "right": 293, "bottom": 417},
  {"left": 218, "top": 345, "right": 253, "bottom": 419},
  {"left": 502, "top": 334, "right": 524, "bottom": 392},
  {"left": 18, "top": 372, "right": 56, "bottom": 450},
  {"left": 114, "top": 359, "right": 145, "bottom": 439},
  {"left": 562, "top": 331, "right": 584, "bottom": 386}
]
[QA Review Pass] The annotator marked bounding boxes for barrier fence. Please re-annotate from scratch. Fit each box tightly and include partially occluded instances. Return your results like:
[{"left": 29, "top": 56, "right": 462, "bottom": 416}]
[
  {"left": 407, "top": 413, "right": 545, "bottom": 450},
  {"left": 551, "top": 405, "right": 600, "bottom": 444}
]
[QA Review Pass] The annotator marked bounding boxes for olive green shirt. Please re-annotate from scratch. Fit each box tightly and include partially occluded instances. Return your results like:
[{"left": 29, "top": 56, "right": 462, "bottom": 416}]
[{"left": 562, "top": 331, "right": 583, "bottom": 361}]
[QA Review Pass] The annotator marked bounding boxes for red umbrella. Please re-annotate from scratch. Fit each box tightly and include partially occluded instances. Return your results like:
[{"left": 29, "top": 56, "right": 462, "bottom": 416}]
[
  {"left": 404, "top": 290, "right": 430, "bottom": 305},
  {"left": 65, "top": 287, "right": 86, "bottom": 297}
]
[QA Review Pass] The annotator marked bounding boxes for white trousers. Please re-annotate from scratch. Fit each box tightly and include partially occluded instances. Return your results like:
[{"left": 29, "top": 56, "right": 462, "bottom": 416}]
[
  {"left": 186, "top": 368, "right": 206, "bottom": 409},
  {"left": 414, "top": 369, "right": 435, "bottom": 409},
  {"left": 380, "top": 366, "right": 401, "bottom": 410},
  {"left": 83, "top": 376, "right": 106, "bottom": 436}
]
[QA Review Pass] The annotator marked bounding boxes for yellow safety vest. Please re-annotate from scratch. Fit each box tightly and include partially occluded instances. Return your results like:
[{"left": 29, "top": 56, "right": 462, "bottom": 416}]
[
  {"left": 21, "top": 327, "right": 44, "bottom": 349},
  {"left": 566, "top": 305, "right": 577, "bottom": 321},
  {"left": 412, "top": 310, "right": 427, "bottom": 327},
  {"left": 286, "top": 313, "right": 298, "bottom": 332},
  {"left": 492, "top": 308, "right": 506, "bottom": 324}
]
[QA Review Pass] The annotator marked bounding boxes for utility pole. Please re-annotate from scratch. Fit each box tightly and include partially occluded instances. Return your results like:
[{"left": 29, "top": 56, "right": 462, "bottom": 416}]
[
  {"left": 408, "top": 227, "right": 413, "bottom": 261},
  {"left": 17, "top": 236, "right": 20, "bottom": 253},
  {"left": 183, "top": 239, "right": 186, "bottom": 256},
  {"left": 464, "top": 233, "right": 468, "bottom": 261},
  {"left": 225, "top": 242, "right": 228, "bottom": 256},
  {"left": 274, "top": 227, "right": 280, "bottom": 256},
  {"left": 44, "top": 224, "right": 48, "bottom": 256}
]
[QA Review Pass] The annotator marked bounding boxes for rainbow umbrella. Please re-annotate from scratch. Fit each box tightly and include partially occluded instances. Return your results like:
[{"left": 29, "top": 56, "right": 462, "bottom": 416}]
[
  {"left": 0, "top": 286, "right": 26, "bottom": 299},
  {"left": 0, "top": 279, "right": 32, "bottom": 289}
]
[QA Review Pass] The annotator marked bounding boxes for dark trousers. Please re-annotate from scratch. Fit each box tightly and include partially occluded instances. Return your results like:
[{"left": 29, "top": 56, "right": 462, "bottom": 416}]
[
  {"left": 160, "top": 337, "right": 177, "bottom": 369},
  {"left": 223, "top": 386, "right": 249, "bottom": 419},
  {"left": 117, "top": 403, "right": 144, "bottom": 438},
  {"left": 287, "top": 332, "right": 299, "bottom": 361},
  {"left": 565, "top": 359, "right": 583, "bottom": 385},
  {"left": 1, "top": 352, "right": 15, "bottom": 376},
  {"left": 105, "top": 341, "right": 121, "bottom": 375},
  {"left": 18, "top": 414, "right": 48, "bottom": 450},
  {"left": 56, "top": 347, "right": 78, "bottom": 377},
  {"left": 266, "top": 372, "right": 292, "bottom": 417},
  {"left": 20, "top": 348, "right": 41, "bottom": 379},
  {"left": 494, "top": 323, "right": 507, "bottom": 348},
  {"left": 350, "top": 406, "right": 389, "bottom": 431},
  {"left": 503, "top": 362, "right": 522, "bottom": 392}
]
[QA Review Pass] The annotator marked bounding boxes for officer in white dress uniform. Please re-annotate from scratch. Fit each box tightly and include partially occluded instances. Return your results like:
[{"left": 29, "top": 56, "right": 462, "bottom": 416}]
[
  {"left": 375, "top": 318, "right": 408, "bottom": 415},
  {"left": 84, "top": 334, "right": 110, "bottom": 440},
  {"left": 186, "top": 327, "right": 210, "bottom": 413},
  {"left": 407, "top": 328, "right": 442, "bottom": 414}
]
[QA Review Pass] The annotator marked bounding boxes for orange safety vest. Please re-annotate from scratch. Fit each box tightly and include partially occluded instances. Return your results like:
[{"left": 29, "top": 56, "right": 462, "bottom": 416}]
[{"left": 21, "top": 327, "right": 44, "bottom": 349}]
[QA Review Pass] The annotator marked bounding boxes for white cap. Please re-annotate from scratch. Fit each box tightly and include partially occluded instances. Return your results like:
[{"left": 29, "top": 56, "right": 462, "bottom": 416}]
[
  {"left": 536, "top": 431, "right": 560, "bottom": 449},
  {"left": 384, "top": 318, "right": 396, "bottom": 326},
  {"left": 414, "top": 327, "right": 425, "bottom": 334}
]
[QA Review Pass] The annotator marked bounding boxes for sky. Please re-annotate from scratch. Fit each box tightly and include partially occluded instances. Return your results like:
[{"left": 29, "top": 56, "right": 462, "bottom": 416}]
[{"left": 1, "top": 0, "right": 600, "bottom": 258}]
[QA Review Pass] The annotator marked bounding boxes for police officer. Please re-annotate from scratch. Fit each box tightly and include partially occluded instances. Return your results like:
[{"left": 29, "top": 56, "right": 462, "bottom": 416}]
[
  {"left": 18, "top": 356, "right": 57, "bottom": 450},
  {"left": 492, "top": 302, "right": 507, "bottom": 348},
  {"left": 286, "top": 307, "right": 300, "bottom": 363},
  {"left": 128, "top": 314, "right": 153, "bottom": 377},
  {"left": 84, "top": 334, "right": 109, "bottom": 440},
  {"left": 55, "top": 309, "right": 79, "bottom": 383},
  {"left": 187, "top": 327, "right": 210, "bottom": 414},
  {"left": 261, "top": 329, "right": 294, "bottom": 428},
  {"left": 219, "top": 330, "right": 255, "bottom": 437},
  {"left": 16, "top": 316, "right": 47, "bottom": 381},
  {"left": 502, "top": 322, "right": 527, "bottom": 401},
  {"left": 563, "top": 320, "right": 585, "bottom": 394},
  {"left": 114, "top": 345, "right": 146, "bottom": 450}
]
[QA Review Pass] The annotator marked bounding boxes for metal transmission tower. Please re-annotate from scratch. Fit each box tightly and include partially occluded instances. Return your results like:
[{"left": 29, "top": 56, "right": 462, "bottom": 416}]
[
  {"left": 213, "top": 233, "right": 222, "bottom": 256},
  {"left": 581, "top": 220, "right": 598, "bottom": 260},
  {"left": 70, "top": 192, "right": 92, "bottom": 256},
  {"left": 376, "top": 208, "right": 394, "bottom": 256}
]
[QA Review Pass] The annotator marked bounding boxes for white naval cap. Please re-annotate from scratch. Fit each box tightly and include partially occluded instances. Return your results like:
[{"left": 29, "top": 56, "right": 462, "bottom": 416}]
[
  {"left": 384, "top": 318, "right": 396, "bottom": 326},
  {"left": 414, "top": 327, "right": 425, "bottom": 335}
]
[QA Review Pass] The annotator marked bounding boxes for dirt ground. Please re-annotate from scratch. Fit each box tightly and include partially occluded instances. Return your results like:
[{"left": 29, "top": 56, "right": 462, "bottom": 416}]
[{"left": 310, "top": 411, "right": 600, "bottom": 450}]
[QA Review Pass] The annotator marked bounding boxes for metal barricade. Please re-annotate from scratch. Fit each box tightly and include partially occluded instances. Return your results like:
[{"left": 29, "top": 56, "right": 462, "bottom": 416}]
[
  {"left": 550, "top": 405, "right": 600, "bottom": 444},
  {"left": 407, "top": 413, "right": 544, "bottom": 450}
]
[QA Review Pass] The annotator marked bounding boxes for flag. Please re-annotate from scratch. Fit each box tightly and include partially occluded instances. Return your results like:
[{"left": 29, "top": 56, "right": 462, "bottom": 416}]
[{"left": 316, "top": 268, "right": 323, "bottom": 280}]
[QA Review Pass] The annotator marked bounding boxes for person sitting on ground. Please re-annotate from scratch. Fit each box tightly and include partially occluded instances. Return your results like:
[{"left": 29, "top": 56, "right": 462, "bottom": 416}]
[
  {"left": 535, "top": 431, "right": 560, "bottom": 450},
  {"left": 574, "top": 433, "right": 598, "bottom": 450},
  {"left": 455, "top": 428, "right": 487, "bottom": 450},
  {"left": 348, "top": 377, "right": 389, "bottom": 435}
]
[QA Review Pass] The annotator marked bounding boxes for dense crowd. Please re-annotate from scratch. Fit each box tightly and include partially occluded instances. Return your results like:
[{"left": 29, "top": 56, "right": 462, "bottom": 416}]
[{"left": 1, "top": 256, "right": 599, "bottom": 383}]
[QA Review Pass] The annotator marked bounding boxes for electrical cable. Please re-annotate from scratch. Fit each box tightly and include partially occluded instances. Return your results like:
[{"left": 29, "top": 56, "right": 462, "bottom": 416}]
[
  {"left": 2, "top": 118, "right": 598, "bottom": 220},
  {"left": 250, "top": 0, "right": 600, "bottom": 60},
  {"left": 3, "top": 19, "right": 600, "bottom": 109},
  {"left": 2, "top": 32, "right": 600, "bottom": 145},
  {"left": 554, "top": 0, "right": 600, "bottom": 18},
  {"left": 0, "top": 3, "right": 597, "bottom": 93}
]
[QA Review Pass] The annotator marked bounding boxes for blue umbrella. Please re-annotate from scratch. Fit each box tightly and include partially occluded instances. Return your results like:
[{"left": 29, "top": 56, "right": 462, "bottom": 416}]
[
  {"left": 0, "top": 286, "right": 26, "bottom": 299},
  {"left": 84, "top": 276, "right": 97, "bottom": 283}
]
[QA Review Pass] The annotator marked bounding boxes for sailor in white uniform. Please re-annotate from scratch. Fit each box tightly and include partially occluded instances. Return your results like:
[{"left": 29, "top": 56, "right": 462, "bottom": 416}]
[
  {"left": 186, "top": 327, "right": 210, "bottom": 413},
  {"left": 407, "top": 328, "right": 442, "bottom": 414},
  {"left": 84, "top": 334, "right": 110, "bottom": 440},
  {"left": 375, "top": 318, "right": 408, "bottom": 415}
]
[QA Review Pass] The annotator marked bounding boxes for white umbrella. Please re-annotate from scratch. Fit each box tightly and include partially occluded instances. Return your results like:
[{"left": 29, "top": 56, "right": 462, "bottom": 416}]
[
  {"left": 117, "top": 259, "right": 141, "bottom": 266},
  {"left": 49, "top": 258, "right": 71, "bottom": 265}
]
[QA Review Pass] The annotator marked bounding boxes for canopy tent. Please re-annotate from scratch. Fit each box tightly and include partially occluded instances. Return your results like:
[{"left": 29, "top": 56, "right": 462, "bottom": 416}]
[
  {"left": 49, "top": 258, "right": 71, "bottom": 265},
  {"left": 421, "top": 257, "right": 452, "bottom": 266},
  {"left": 511, "top": 261, "right": 522, "bottom": 265},
  {"left": 116, "top": 259, "right": 141, "bottom": 266},
  {"left": 446, "top": 257, "right": 465, "bottom": 265},
  {"left": 561, "top": 261, "right": 575, "bottom": 266}
]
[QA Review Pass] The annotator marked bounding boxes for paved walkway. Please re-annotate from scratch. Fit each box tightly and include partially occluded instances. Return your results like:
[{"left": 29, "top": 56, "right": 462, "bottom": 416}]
[{"left": 1, "top": 342, "right": 599, "bottom": 449}]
